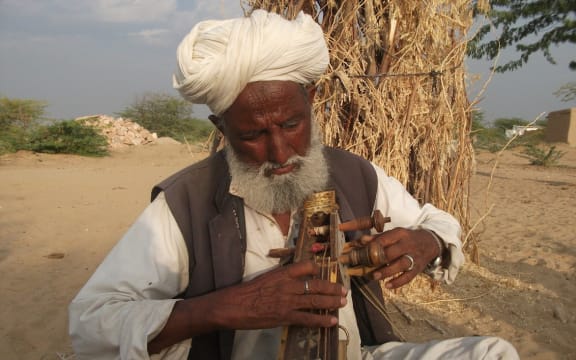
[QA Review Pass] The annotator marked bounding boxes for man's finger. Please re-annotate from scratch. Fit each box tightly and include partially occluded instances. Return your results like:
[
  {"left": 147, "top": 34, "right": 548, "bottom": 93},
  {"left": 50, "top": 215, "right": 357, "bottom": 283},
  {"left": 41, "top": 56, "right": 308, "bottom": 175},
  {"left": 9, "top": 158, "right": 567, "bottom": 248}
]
[
  {"left": 285, "top": 261, "right": 320, "bottom": 278},
  {"left": 287, "top": 310, "right": 339, "bottom": 328},
  {"left": 384, "top": 271, "right": 415, "bottom": 289},
  {"left": 374, "top": 227, "right": 406, "bottom": 247},
  {"left": 372, "top": 254, "right": 417, "bottom": 281},
  {"left": 303, "top": 279, "right": 347, "bottom": 296},
  {"left": 293, "top": 293, "right": 347, "bottom": 310}
]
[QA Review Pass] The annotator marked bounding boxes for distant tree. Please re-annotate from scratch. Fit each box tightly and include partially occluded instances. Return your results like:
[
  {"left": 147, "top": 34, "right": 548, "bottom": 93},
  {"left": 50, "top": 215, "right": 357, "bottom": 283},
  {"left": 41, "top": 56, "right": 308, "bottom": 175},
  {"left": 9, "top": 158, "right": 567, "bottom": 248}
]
[
  {"left": 468, "top": 0, "right": 576, "bottom": 72},
  {"left": 554, "top": 81, "right": 576, "bottom": 102},
  {"left": 0, "top": 97, "right": 48, "bottom": 155},
  {"left": 493, "top": 117, "right": 528, "bottom": 130},
  {"left": 117, "top": 93, "right": 213, "bottom": 142},
  {"left": 117, "top": 93, "right": 193, "bottom": 135},
  {"left": 471, "top": 110, "right": 487, "bottom": 131},
  {"left": 471, "top": 114, "right": 507, "bottom": 152},
  {"left": 0, "top": 97, "right": 47, "bottom": 129}
]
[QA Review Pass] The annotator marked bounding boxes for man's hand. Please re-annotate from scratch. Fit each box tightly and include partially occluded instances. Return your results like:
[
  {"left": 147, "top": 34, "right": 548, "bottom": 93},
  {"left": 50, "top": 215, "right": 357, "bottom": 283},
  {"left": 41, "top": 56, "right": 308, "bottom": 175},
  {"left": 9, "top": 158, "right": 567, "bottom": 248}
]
[
  {"left": 367, "top": 228, "right": 441, "bottom": 289},
  {"left": 148, "top": 261, "right": 346, "bottom": 354},
  {"left": 211, "top": 261, "right": 347, "bottom": 329}
]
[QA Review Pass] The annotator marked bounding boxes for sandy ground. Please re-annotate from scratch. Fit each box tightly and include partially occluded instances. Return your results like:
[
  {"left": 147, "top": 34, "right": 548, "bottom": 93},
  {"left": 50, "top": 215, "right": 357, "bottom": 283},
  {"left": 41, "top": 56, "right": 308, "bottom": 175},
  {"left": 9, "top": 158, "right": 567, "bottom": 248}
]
[{"left": 0, "top": 141, "right": 574, "bottom": 359}]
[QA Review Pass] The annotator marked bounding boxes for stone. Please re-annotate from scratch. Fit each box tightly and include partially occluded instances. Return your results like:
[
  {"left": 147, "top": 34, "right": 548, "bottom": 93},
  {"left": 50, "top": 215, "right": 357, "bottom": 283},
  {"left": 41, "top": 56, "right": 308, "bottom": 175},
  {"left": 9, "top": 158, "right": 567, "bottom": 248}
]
[
  {"left": 76, "top": 115, "right": 158, "bottom": 149},
  {"left": 552, "top": 305, "right": 569, "bottom": 324}
]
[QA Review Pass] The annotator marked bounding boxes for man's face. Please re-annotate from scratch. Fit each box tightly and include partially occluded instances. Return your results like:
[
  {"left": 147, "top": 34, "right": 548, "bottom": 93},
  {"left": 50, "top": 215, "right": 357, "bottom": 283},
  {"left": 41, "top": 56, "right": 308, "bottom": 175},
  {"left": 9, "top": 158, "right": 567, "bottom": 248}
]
[
  {"left": 217, "top": 80, "right": 315, "bottom": 175},
  {"left": 212, "top": 80, "right": 327, "bottom": 214}
]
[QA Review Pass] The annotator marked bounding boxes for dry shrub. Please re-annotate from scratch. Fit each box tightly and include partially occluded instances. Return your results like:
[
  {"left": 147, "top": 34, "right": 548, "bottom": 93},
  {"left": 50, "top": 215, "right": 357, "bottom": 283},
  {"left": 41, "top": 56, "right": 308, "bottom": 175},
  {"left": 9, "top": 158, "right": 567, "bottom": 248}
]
[{"left": 244, "top": 0, "right": 476, "bottom": 254}]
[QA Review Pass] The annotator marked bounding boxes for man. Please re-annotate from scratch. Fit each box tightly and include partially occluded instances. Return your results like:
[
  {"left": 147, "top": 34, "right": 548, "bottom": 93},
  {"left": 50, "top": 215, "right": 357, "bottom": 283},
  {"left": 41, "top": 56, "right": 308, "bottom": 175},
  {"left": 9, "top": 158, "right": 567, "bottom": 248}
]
[{"left": 69, "top": 10, "right": 519, "bottom": 360}]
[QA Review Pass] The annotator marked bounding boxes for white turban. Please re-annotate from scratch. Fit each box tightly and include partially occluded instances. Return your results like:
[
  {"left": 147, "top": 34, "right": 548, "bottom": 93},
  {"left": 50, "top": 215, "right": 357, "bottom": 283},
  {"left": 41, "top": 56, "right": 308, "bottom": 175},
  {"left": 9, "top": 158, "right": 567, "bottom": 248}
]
[{"left": 173, "top": 10, "right": 329, "bottom": 115}]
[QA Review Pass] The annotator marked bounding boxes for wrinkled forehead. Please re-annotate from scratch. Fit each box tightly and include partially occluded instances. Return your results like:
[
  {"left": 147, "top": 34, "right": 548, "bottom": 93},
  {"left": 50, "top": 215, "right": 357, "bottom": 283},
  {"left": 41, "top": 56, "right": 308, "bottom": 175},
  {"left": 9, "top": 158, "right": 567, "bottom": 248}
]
[{"left": 222, "top": 80, "right": 310, "bottom": 121}]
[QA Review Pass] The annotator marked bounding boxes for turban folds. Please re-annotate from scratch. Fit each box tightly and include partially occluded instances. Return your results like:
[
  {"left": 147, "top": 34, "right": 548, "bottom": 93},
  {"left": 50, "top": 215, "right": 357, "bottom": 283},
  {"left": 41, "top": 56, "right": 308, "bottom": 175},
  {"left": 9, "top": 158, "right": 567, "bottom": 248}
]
[{"left": 173, "top": 10, "right": 329, "bottom": 115}]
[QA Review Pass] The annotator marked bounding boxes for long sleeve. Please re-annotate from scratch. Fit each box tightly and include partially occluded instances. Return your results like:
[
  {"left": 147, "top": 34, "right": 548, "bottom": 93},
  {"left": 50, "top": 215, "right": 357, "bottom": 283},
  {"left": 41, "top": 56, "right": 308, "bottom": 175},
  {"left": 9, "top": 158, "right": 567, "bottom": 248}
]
[
  {"left": 68, "top": 192, "right": 190, "bottom": 360},
  {"left": 371, "top": 163, "right": 464, "bottom": 284}
]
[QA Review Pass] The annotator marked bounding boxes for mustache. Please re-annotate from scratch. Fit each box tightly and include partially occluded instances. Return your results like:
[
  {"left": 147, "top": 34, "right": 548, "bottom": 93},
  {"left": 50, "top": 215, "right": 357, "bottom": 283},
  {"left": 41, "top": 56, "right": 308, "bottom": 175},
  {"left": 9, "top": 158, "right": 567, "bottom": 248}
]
[{"left": 260, "top": 157, "right": 304, "bottom": 178}]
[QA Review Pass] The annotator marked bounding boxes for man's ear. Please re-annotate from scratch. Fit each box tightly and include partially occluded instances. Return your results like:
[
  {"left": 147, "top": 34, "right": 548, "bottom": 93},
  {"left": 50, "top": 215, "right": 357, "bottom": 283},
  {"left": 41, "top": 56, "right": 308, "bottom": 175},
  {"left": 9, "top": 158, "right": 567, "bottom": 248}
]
[{"left": 209, "top": 115, "right": 225, "bottom": 133}]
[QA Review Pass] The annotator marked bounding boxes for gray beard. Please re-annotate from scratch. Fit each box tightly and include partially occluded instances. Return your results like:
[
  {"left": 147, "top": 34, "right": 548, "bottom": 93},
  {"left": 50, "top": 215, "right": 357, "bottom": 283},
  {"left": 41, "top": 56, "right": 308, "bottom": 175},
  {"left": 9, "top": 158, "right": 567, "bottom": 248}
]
[{"left": 225, "top": 129, "right": 329, "bottom": 214}]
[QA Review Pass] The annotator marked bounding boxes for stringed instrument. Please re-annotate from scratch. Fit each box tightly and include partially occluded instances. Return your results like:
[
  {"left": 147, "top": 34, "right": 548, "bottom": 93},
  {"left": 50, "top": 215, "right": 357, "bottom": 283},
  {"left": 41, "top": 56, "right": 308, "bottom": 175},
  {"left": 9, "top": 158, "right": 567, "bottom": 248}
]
[{"left": 270, "top": 190, "right": 390, "bottom": 360}]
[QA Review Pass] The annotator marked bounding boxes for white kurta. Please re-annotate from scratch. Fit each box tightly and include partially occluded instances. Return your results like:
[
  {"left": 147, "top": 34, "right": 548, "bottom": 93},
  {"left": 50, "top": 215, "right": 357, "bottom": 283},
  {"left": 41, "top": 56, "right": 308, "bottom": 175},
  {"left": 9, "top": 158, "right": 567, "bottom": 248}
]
[{"left": 70, "top": 163, "right": 514, "bottom": 360}]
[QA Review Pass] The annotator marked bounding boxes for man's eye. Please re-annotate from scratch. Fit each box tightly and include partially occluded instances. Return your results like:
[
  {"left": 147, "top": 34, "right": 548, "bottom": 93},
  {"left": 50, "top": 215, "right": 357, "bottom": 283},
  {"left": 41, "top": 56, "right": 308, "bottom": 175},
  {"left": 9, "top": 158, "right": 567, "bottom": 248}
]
[
  {"left": 281, "top": 120, "right": 299, "bottom": 129},
  {"left": 239, "top": 131, "right": 261, "bottom": 140}
]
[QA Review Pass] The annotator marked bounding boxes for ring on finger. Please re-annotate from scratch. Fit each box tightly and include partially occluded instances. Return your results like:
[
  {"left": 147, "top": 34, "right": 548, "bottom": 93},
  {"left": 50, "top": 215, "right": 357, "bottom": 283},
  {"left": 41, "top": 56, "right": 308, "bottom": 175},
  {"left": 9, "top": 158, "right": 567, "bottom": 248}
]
[
  {"left": 403, "top": 254, "right": 415, "bottom": 271},
  {"left": 304, "top": 280, "right": 310, "bottom": 294}
]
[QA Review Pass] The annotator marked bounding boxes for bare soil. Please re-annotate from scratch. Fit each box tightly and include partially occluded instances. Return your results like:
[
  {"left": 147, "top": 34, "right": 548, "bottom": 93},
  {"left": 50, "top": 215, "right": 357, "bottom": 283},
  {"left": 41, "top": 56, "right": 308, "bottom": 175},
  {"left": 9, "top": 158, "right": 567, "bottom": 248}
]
[{"left": 0, "top": 142, "right": 574, "bottom": 359}]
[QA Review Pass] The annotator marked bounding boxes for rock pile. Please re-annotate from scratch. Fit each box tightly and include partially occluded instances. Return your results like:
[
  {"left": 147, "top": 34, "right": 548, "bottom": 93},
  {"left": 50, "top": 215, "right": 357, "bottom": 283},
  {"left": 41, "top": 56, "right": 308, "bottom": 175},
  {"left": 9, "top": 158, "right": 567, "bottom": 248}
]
[{"left": 76, "top": 115, "right": 158, "bottom": 149}]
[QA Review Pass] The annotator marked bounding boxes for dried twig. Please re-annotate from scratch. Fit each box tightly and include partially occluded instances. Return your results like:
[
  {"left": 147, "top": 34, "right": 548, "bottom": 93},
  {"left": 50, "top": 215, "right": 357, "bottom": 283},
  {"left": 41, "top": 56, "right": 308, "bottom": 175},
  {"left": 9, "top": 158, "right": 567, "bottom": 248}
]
[
  {"left": 425, "top": 319, "right": 446, "bottom": 334},
  {"left": 391, "top": 299, "right": 415, "bottom": 324},
  {"left": 56, "top": 353, "right": 76, "bottom": 360},
  {"left": 415, "top": 288, "right": 494, "bottom": 305}
]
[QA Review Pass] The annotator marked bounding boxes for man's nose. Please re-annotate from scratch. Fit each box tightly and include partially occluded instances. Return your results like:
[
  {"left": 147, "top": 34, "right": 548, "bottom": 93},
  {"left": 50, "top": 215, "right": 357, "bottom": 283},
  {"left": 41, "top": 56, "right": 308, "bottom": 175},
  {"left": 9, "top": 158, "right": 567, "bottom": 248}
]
[{"left": 267, "top": 131, "right": 291, "bottom": 165}]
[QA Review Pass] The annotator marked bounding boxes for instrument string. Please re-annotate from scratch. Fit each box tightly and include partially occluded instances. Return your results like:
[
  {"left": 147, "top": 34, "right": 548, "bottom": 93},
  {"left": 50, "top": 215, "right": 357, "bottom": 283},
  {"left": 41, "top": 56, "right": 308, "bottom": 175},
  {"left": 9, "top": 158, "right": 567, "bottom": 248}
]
[{"left": 351, "top": 277, "right": 406, "bottom": 342}]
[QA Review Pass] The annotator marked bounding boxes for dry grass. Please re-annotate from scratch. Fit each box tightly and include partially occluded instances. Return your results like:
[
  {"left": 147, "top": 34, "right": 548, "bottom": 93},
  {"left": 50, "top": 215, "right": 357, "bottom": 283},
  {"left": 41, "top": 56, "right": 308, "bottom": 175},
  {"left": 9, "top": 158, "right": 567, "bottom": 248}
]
[{"left": 244, "top": 1, "right": 476, "bottom": 252}]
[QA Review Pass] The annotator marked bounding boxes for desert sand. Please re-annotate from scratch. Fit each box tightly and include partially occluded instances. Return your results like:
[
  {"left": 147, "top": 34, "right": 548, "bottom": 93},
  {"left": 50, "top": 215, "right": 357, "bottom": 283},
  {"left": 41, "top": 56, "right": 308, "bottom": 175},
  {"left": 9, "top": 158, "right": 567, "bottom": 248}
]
[{"left": 0, "top": 141, "right": 574, "bottom": 359}]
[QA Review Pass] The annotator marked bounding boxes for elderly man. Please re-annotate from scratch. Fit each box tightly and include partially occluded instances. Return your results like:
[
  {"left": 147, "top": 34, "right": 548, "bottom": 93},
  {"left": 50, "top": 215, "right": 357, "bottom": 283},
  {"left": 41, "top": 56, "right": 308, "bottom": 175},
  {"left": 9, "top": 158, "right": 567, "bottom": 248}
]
[{"left": 69, "top": 10, "right": 519, "bottom": 360}]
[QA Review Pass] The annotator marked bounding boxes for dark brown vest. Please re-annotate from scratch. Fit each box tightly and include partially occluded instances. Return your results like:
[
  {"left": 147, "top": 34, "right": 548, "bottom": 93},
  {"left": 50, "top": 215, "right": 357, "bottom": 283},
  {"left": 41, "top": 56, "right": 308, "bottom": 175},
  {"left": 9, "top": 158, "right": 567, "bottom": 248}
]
[{"left": 152, "top": 147, "right": 399, "bottom": 360}]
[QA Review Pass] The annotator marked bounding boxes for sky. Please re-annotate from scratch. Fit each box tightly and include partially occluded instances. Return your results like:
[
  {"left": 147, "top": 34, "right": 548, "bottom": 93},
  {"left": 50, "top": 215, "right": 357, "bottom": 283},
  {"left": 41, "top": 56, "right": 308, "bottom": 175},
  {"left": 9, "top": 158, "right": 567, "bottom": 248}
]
[{"left": 0, "top": 0, "right": 574, "bottom": 124}]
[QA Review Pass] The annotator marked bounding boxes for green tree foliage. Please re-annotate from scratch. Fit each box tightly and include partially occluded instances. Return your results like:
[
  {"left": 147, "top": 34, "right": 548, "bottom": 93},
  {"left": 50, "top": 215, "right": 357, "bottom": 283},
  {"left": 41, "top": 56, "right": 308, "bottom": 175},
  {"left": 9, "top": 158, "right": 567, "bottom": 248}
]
[
  {"left": 29, "top": 120, "right": 109, "bottom": 157},
  {"left": 0, "top": 96, "right": 47, "bottom": 129},
  {"left": 472, "top": 116, "right": 546, "bottom": 152},
  {"left": 554, "top": 81, "right": 576, "bottom": 102},
  {"left": 493, "top": 117, "right": 528, "bottom": 130},
  {"left": 1, "top": 106, "right": 110, "bottom": 156},
  {"left": 0, "top": 96, "right": 48, "bottom": 155},
  {"left": 471, "top": 110, "right": 487, "bottom": 132},
  {"left": 0, "top": 125, "right": 30, "bottom": 154},
  {"left": 468, "top": 0, "right": 576, "bottom": 72},
  {"left": 117, "top": 93, "right": 214, "bottom": 143}
]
